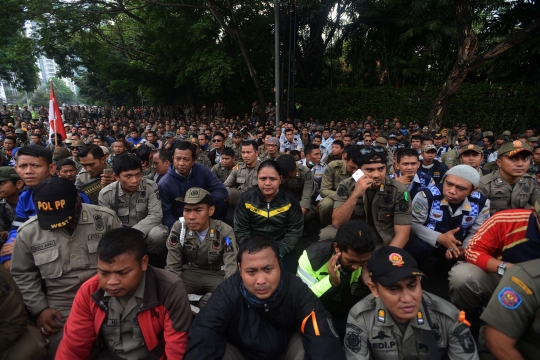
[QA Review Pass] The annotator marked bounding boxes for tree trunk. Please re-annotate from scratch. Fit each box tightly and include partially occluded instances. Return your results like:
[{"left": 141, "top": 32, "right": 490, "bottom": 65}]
[
  {"left": 427, "top": 0, "right": 540, "bottom": 130},
  {"left": 234, "top": 30, "right": 266, "bottom": 110}
]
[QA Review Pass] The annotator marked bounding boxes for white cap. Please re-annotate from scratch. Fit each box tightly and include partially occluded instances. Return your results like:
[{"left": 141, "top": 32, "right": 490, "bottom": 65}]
[{"left": 444, "top": 164, "right": 480, "bottom": 187}]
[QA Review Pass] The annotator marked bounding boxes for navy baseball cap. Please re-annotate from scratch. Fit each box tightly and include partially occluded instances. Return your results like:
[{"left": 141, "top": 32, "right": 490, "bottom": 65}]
[{"left": 368, "top": 246, "right": 425, "bottom": 287}]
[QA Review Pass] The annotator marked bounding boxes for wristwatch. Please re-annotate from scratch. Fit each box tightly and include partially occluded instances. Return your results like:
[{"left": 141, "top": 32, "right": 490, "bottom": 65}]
[{"left": 497, "top": 262, "right": 508, "bottom": 276}]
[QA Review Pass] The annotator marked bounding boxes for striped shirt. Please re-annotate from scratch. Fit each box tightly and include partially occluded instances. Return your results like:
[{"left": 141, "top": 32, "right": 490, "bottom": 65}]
[{"left": 465, "top": 209, "right": 540, "bottom": 271}]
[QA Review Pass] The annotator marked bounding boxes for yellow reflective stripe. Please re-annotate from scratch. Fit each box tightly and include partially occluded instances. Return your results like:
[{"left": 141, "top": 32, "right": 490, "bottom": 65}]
[
  {"left": 297, "top": 266, "right": 317, "bottom": 286},
  {"left": 268, "top": 203, "right": 291, "bottom": 217},
  {"left": 502, "top": 238, "right": 529, "bottom": 251},
  {"left": 245, "top": 203, "right": 269, "bottom": 217},
  {"left": 245, "top": 203, "right": 292, "bottom": 218}
]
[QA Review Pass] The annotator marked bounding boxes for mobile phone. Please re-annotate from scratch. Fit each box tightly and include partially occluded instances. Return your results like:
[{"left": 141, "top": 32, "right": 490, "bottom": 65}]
[
  {"left": 352, "top": 169, "right": 365, "bottom": 182},
  {"left": 103, "top": 168, "right": 113, "bottom": 176}
]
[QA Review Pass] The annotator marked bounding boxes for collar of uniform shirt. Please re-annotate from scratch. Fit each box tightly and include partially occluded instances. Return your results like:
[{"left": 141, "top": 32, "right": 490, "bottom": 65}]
[{"left": 196, "top": 228, "right": 209, "bottom": 243}]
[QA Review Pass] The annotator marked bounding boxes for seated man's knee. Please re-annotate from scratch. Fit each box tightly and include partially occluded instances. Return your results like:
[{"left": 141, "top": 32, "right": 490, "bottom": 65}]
[
  {"left": 146, "top": 225, "right": 169, "bottom": 254},
  {"left": 319, "top": 225, "right": 338, "bottom": 240}
]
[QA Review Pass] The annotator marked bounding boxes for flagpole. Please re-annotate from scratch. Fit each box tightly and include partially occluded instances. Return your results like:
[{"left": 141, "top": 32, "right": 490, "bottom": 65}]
[{"left": 52, "top": 81, "right": 58, "bottom": 147}]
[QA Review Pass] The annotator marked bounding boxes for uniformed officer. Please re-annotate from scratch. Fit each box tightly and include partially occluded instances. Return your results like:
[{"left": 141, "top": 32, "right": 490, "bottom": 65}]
[
  {"left": 420, "top": 143, "right": 449, "bottom": 183},
  {"left": 479, "top": 258, "right": 540, "bottom": 359},
  {"left": 344, "top": 246, "right": 479, "bottom": 360},
  {"left": 280, "top": 128, "right": 304, "bottom": 153},
  {"left": 277, "top": 154, "right": 316, "bottom": 219},
  {"left": 478, "top": 140, "right": 540, "bottom": 215},
  {"left": 98, "top": 154, "right": 168, "bottom": 256},
  {"left": 211, "top": 147, "right": 237, "bottom": 183},
  {"left": 318, "top": 146, "right": 361, "bottom": 227},
  {"left": 434, "top": 133, "right": 449, "bottom": 160},
  {"left": 189, "top": 137, "right": 212, "bottom": 169},
  {"left": 301, "top": 144, "right": 327, "bottom": 188},
  {"left": 0, "top": 265, "right": 47, "bottom": 360},
  {"left": 406, "top": 165, "right": 490, "bottom": 264},
  {"left": 165, "top": 187, "right": 238, "bottom": 297},
  {"left": 231, "top": 132, "right": 243, "bottom": 163},
  {"left": 75, "top": 144, "right": 115, "bottom": 187},
  {"left": 390, "top": 148, "right": 434, "bottom": 200},
  {"left": 442, "top": 135, "right": 468, "bottom": 168},
  {"left": 0, "top": 167, "right": 24, "bottom": 236},
  {"left": 68, "top": 140, "right": 84, "bottom": 172},
  {"left": 10, "top": 177, "right": 122, "bottom": 359},
  {"left": 260, "top": 136, "right": 282, "bottom": 161},
  {"left": 224, "top": 140, "right": 261, "bottom": 208},
  {"left": 320, "top": 146, "right": 411, "bottom": 248}
]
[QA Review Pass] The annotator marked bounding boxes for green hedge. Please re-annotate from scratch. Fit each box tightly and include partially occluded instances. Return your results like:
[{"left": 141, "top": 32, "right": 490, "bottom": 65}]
[{"left": 295, "top": 83, "right": 540, "bottom": 133}]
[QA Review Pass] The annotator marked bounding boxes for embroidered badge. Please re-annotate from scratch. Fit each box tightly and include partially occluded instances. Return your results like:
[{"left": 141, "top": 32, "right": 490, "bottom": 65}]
[
  {"left": 378, "top": 309, "right": 385, "bottom": 323},
  {"left": 417, "top": 311, "right": 424, "bottom": 325},
  {"left": 498, "top": 287, "right": 522, "bottom": 309},
  {"left": 389, "top": 253, "right": 405, "bottom": 267},
  {"left": 511, "top": 277, "right": 533, "bottom": 295}
]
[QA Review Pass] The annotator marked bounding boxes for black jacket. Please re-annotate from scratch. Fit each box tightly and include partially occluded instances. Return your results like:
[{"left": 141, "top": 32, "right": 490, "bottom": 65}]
[
  {"left": 233, "top": 186, "right": 303, "bottom": 256},
  {"left": 184, "top": 270, "right": 345, "bottom": 360}
]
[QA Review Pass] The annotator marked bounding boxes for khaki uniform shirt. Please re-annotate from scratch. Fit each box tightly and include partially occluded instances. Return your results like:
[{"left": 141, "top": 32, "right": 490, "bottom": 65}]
[
  {"left": 231, "top": 144, "right": 243, "bottom": 163},
  {"left": 258, "top": 145, "right": 267, "bottom": 158},
  {"left": 334, "top": 176, "right": 411, "bottom": 245},
  {"left": 281, "top": 164, "right": 314, "bottom": 210},
  {"left": 196, "top": 153, "right": 212, "bottom": 169},
  {"left": 165, "top": 219, "right": 238, "bottom": 278},
  {"left": 69, "top": 155, "right": 83, "bottom": 173},
  {"left": 477, "top": 170, "right": 540, "bottom": 215},
  {"left": 101, "top": 273, "right": 149, "bottom": 360},
  {"left": 10, "top": 204, "right": 122, "bottom": 317},
  {"left": 224, "top": 160, "right": 261, "bottom": 193},
  {"left": 441, "top": 148, "right": 461, "bottom": 169},
  {"left": 320, "top": 160, "right": 349, "bottom": 199},
  {"left": 260, "top": 152, "right": 282, "bottom": 162},
  {"left": 76, "top": 162, "right": 111, "bottom": 187},
  {"left": 480, "top": 259, "right": 540, "bottom": 359},
  {"left": 98, "top": 178, "right": 162, "bottom": 237},
  {"left": 345, "top": 291, "right": 479, "bottom": 360},
  {"left": 211, "top": 162, "right": 236, "bottom": 183}
]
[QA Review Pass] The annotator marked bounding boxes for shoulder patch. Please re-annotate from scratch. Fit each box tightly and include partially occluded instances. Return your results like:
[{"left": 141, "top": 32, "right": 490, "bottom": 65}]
[
  {"left": 233, "top": 164, "right": 239, "bottom": 171},
  {"left": 498, "top": 287, "right": 522, "bottom": 309}
]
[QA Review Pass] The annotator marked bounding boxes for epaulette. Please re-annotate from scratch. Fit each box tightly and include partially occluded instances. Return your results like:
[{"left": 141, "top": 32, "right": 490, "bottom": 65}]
[
  {"left": 17, "top": 216, "right": 38, "bottom": 232},
  {"left": 233, "top": 163, "right": 240, "bottom": 171},
  {"left": 349, "top": 294, "right": 377, "bottom": 319},
  {"left": 421, "top": 291, "right": 459, "bottom": 320}
]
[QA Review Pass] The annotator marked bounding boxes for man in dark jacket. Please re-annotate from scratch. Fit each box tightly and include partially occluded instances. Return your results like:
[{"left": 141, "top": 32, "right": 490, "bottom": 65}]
[
  {"left": 158, "top": 141, "right": 228, "bottom": 228},
  {"left": 185, "top": 234, "right": 345, "bottom": 360}
]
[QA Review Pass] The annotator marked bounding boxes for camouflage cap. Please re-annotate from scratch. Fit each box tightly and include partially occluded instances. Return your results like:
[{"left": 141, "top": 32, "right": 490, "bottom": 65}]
[
  {"left": 53, "top": 147, "right": 71, "bottom": 160},
  {"left": 498, "top": 140, "right": 533, "bottom": 158},
  {"left": 0, "top": 166, "right": 20, "bottom": 181},
  {"left": 502, "top": 130, "right": 511, "bottom": 136},
  {"left": 459, "top": 144, "right": 483, "bottom": 155},
  {"left": 14, "top": 129, "right": 25, "bottom": 134},
  {"left": 422, "top": 144, "right": 437, "bottom": 153},
  {"left": 179, "top": 187, "right": 214, "bottom": 205},
  {"left": 528, "top": 136, "right": 538, "bottom": 143},
  {"left": 70, "top": 140, "right": 84, "bottom": 147}
]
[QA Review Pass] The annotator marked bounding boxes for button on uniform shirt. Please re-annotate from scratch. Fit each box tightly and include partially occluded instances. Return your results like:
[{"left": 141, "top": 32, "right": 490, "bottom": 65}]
[{"left": 101, "top": 273, "right": 149, "bottom": 360}]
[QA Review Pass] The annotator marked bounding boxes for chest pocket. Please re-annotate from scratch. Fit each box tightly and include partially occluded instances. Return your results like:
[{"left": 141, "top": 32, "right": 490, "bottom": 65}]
[
  {"left": 208, "top": 237, "right": 223, "bottom": 264},
  {"left": 33, "top": 248, "right": 63, "bottom": 279},
  {"left": 183, "top": 238, "right": 199, "bottom": 261},
  {"left": 117, "top": 207, "right": 130, "bottom": 224},
  {"left": 135, "top": 203, "right": 148, "bottom": 221},
  {"left": 236, "top": 176, "right": 246, "bottom": 185},
  {"left": 369, "top": 329, "right": 399, "bottom": 359}
]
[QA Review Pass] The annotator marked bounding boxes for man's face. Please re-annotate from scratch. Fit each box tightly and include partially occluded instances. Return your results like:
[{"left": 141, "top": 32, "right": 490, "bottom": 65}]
[
  {"left": 98, "top": 253, "right": 148, "bottom": 298},
  {"left": 323, "top": 130, "right": 330, "bottom": 139},
  {"left": 112, "top": 142, "right": 126, "bottom": 155},
  {"left": 221, "top": 154, "right": 234, "bottom": 168},
  {"left": 233, "top": 136, "right": 242, "bottom": 145},
  {"left": 306, "top": 148, "right": 321, "bottom": 165},
  {"left": 147, "top": 133, "right": 156, "bottom": 143},
  {"left": 422, "top": 150, "right": 437, "bottom": 164},
  {"left": 533, "top": 148, "right": 540, "bottom": 164},
  {"left": 57, "top": 165, "right": 78, "bottom": 183},
  {"left": 179, "top": 126, "right": 187, "bottom": 135},
  {"left": 364, "top": 137, "right": 373, "bottom": 146},
  {"left": 460, "top": 151, "right": 482, "bottom": 168},
  {"left": 398, "top": 155, "right": 420, "bottom": 176},
  {"left": 497, "top": 153, "right": 531, "bottom": 178},
  {"left": 15, "top": 155, "right": 54, "bottom": 186},
  {"left": 0, "top": 179, "right": 21, "bottom": 199},
  {"left": 183, "top": 203, "right": 214, "bottom": 232},
  {"left": 343, "top": 137, "right": 352, "bottom": 147},
  {"left": 371, "top": 277, "right": 422, "bottom": 323},
  {"left": 458, "top": 139, "right": 469, "bottom": 147},
  {"left": 496, "top": 138, "right": 505, "bottom": 146},
  {"left": 242, "top": 145, "right": 258, "bottom": 166},
  {"left": 434, "top": 138, "right": 442, "bottom": 146},
  {"left": 346, "top": 159, "right": 359, "bottom": 175},
  {"left": 116, "top": 168, "right": 142, "bottom": 194},
  {"left": 79, "top": 154, "right": 105, "bottom": 177},
  {"left": 265, "top": 142, "right": 278, "bottom": 155},
  {"left": 173, "top": 148, "right": 195, "bottom": 176},
  {"left": 285, "top": 131, "right": 293, "bottom": 142},
  {"left": 212, "top": 136, "right": 224, "bottom": 150},
  {"left": 80, "top": 128, "right": 88, "bottom": 136},
  {"left": 443, "top": 174, "right": 474, "bottom": 204},
  {"left": 361, "top": 162, "right": 386, "bottom": 186},
  {"left": 93, "top": 138, "right": 104, "bottom": 146},
  {"left": 331, "top": 144, "right": 343, "bottom": 156},
  {"left": 334, "top": 133, "right": 343, "bottom": 141},
  {"left": 239, "top": 247, "right": 280, "bottom": 300},
  {"left": 525, "top": 129, "right": 534, "bottom": 138},
  {"left": 334, "top": 243, "right": 370, "bottom": 273},
  {"left": 4, "top": 139, "right": 14, "bottom": 151},
  {"left": 198, "top": 135, "right": 208, "bottom": 147},
  {"left": 395, "top": 122, "right": 401, "bottom": 129},
  {"left": 313, "top": 137, "right": 321, "bottom": 146},
  {"left": 411, "top": 139, "right": 421, "bottom": 149},
  {"left": 153, "top": 153, "right": 169, "bottom": 175},
  {"left": 31, "top": 135, "right": 41, "bottom": 145}
]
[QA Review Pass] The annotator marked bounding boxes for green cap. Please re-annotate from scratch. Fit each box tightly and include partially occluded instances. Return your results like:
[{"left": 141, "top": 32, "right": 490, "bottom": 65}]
[
  {"left": 528, "top": 136, "right": 538, "bottom": 143},
  {"left": 15, "top": 129, "right": 25, "bottom": 134},
  {"left": 0, "top": 167, "right": 20, "bottom": 181},
  {"left": 179, "top": 187, "right": 214, "bottom": 205},
  {"left": 70, "top": 140, "right": 84, "bottom": 147},
  {"left": 459, "top": 144, "right": 483, "bottom": 155},
  {"left": 498, "top": 140, "right": 533, "bottom": 158},
  {"left": 502, "top": 130, "right": 511, "bottom": 136}
]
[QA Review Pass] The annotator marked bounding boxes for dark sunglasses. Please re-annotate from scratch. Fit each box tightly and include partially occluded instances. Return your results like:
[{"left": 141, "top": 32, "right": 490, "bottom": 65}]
[
  {"left": 360, "top": 146, "right": 385, "bottom": 155},
  {"left": 212, "top": 139, "right": 223, "bottom": 142}
]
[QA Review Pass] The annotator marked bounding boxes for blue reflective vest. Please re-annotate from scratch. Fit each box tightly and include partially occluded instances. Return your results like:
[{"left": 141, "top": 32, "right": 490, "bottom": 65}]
[{"left": 389, "top": 171, "right": 432, "bottom": 200}]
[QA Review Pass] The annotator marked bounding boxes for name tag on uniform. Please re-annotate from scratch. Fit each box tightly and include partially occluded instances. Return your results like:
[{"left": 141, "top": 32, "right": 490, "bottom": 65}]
[
  {"left": 430, "top": 210, "right": 443, "bottom": 221},
  {"left": 106, "top": 319, "right": 118, "bottom": 327}
]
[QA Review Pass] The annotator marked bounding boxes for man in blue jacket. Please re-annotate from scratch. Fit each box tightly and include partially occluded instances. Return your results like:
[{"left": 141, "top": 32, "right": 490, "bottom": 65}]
[
  {"left": 158, "top": 141, "right": 228, "bottom": 229},
  {"left": 0, "top": 146, "right": 55, "bottom": 269}
]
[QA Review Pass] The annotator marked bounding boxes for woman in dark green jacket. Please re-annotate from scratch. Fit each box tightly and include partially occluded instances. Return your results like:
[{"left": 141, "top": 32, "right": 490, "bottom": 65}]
[{"left": 234, "top": 160, "right": 304, "bottom": 259}]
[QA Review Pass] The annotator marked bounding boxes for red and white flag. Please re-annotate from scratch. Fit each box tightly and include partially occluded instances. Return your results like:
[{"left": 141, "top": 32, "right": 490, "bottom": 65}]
[{"left": 49, "top": 81, "right": 66, "bottom": 142}]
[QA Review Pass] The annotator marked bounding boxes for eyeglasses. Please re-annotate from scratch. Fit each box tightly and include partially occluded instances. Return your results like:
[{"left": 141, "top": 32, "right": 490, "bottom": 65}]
[
  {"left": 212, "top": 139, "right": 222, "bottom": 142},
  {"left": 360, "top": 146, "right": 385, "bottom": 155}
]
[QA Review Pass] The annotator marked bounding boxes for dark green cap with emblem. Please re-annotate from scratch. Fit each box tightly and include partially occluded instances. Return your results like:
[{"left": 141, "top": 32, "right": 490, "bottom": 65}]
[
  {"left": 498, "top": 140, "right": 533, "bottom": 158},
  {"left": 180, "top": 187, "right": 214, "bottom": 205},
  {"left": 0, "top": 166, "right": 20, "bottom": 181}
]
